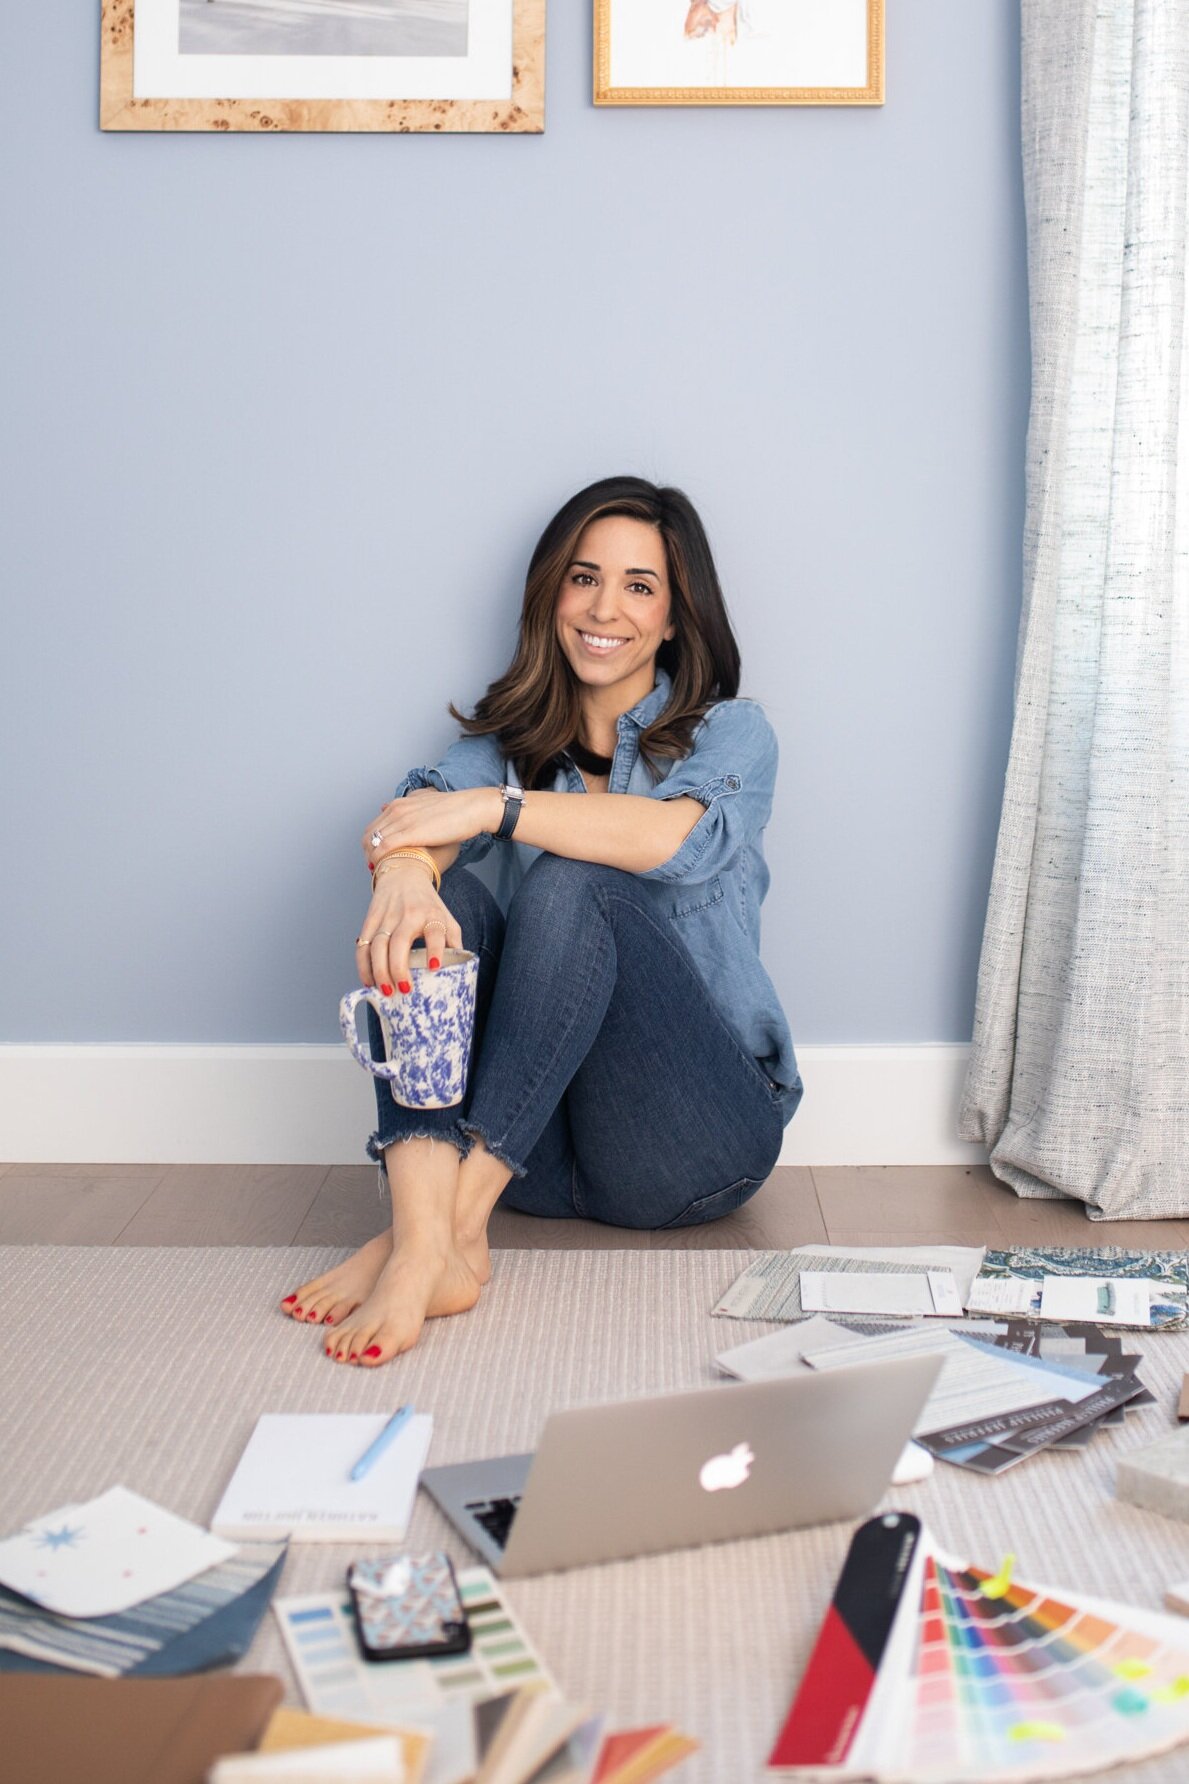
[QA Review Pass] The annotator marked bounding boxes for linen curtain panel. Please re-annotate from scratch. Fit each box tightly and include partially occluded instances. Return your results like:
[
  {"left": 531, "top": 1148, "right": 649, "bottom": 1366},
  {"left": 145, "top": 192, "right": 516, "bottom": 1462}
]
[{"left": 959, "top": 0, "right": 1189, "bottom": 1218}]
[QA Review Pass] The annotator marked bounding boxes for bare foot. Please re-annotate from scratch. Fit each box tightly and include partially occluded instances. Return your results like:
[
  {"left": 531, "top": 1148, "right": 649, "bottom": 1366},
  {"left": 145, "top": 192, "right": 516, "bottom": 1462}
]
[
  {"left": 456, "top": 1221, "right": 492, "bottom": 1287},
  {"left": 325, "top": 1241, "right": 481, "bottom": 1366},
  {"left": 280, "top": 1231, "right": 393, "bottom": 1329}
]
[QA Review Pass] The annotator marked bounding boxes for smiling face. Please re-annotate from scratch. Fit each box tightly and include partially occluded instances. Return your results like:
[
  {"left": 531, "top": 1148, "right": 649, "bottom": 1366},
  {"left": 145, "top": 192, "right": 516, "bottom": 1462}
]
[{"left": 554, "top": 513, "right": 677, "bottom": 719}]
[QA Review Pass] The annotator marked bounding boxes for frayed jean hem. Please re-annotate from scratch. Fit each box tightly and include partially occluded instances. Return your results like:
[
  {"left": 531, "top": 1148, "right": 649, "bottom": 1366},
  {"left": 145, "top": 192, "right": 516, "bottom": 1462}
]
[
  {"left": 366, "top": 1124, "right": 472, "bottom": 1192},
  {"left": 457, "top": 1119, "right": 528, "bottom": 1180}
]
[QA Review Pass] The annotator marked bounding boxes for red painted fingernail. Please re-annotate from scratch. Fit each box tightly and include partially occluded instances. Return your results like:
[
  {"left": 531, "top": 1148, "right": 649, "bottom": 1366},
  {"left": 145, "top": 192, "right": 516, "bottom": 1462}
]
[
  {"left": 428, "top": 957, "right": 441, "bottom": 971},
  {"left": 397, "top": 980, "right": 411, "bottom": 994},
  {"left": 281, "top": 1295, "right": 297, "bottom": 1305},
  {"left": 363, "top": 1345, "right": 382, "bottom": 1358},
  {"left": 367, "top": 861, "right": 374, "bottom": 871},
  {"left": 380, "top": 983, "right": 394, "bottom": 996}
]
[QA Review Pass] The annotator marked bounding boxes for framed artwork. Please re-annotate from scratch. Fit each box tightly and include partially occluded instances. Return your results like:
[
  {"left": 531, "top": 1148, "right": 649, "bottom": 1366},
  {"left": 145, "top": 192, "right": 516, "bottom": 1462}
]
[
  {"left": 100, "top": 0, "right": 544, "bottom": 132},
  {"left": 594, "top": 0, "right": 883, "bottom": 107}
]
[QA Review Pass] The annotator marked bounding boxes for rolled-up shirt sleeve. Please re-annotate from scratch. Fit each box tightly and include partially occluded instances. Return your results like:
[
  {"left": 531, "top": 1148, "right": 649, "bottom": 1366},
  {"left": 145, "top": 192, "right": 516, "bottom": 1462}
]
[
  {"left": 638, "top": 700, "right": 777, "bottom": 885},
  {"left": 392, "top": 732, "right": 506, "bottom": 869}
]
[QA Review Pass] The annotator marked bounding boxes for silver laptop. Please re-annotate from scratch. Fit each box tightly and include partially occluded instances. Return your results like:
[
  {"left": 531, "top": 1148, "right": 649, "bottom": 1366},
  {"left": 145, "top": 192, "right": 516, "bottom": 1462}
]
[{"left": 420, "top": 1354, "right": 941, "bottom": 1578}]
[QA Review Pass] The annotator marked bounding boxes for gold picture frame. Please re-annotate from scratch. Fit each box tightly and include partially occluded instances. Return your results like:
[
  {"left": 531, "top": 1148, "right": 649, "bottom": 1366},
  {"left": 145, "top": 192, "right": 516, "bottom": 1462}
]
[
  {"left": 594, "top": 0, "right": 883, "bottom": 107},
  {"left": 100, "top": 0, "right": 544, "bottom": 133}
]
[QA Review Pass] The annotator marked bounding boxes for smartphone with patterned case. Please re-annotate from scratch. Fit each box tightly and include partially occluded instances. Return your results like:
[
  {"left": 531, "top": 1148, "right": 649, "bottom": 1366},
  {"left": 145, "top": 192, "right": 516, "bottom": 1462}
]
[{"left": 348, "top": 1552, "right": 471, "bottom": 1662}]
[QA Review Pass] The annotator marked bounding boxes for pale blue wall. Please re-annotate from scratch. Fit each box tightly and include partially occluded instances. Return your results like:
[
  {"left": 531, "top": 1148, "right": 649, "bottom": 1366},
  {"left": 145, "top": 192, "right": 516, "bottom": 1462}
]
[{"left": 0, "top": 2, "right": 1026, "bottom": 1044}]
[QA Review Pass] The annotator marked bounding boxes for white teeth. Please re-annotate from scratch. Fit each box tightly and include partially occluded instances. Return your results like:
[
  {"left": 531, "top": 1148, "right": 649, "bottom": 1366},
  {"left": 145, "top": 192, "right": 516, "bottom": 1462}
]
[{"left": 579, "top": 632, "right": 627, "bottom": 651}]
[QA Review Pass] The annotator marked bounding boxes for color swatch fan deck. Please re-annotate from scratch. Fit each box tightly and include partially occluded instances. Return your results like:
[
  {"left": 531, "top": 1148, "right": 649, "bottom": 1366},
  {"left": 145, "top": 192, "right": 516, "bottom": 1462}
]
[{"left": 768, "top": 1513, "right": 1189, "bottom": 1781}]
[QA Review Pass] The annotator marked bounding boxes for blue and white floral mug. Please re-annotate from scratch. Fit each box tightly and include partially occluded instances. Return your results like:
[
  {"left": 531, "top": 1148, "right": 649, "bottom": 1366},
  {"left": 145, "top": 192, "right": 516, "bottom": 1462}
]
[{"left": 339, "top": 948, "right": 478, "bottom": 1109}]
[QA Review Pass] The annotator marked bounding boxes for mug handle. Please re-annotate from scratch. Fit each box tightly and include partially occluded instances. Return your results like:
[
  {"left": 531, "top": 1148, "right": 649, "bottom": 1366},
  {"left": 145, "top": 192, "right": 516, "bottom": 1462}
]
[{"left": 339, "top": 988, "right": 401, "bottom": 1081}]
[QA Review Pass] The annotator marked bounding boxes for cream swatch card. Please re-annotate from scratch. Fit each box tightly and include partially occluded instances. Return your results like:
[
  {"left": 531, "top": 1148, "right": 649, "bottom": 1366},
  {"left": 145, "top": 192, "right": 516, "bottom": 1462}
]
[{"left": 0, "top": 1486, "right": 236, "bottom": 1617}]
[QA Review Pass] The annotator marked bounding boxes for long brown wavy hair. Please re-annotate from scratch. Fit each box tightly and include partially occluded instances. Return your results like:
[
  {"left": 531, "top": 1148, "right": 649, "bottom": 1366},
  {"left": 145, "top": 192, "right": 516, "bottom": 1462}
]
[{"left": 450, "top": 476, "right": 742, "bottom": 788}]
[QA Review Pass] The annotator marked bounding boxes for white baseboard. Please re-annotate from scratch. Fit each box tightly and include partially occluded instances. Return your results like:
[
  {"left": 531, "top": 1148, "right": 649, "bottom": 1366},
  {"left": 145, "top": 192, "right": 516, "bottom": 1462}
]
[{"left": 0, "top": 1043, "right": 985, "bottom": 1168}]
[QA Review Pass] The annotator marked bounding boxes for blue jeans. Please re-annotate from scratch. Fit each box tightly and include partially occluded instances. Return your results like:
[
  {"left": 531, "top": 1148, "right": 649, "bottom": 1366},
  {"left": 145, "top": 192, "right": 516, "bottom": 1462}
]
[{"left": 365, "top": 857, "right": 785, "bottom": 1229}]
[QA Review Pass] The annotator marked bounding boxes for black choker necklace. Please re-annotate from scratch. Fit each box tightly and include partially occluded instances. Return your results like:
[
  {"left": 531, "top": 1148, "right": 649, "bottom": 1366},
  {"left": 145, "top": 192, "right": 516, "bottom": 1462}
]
[{"left": 568, "top": 739, "right": 614, "bottom": 775}]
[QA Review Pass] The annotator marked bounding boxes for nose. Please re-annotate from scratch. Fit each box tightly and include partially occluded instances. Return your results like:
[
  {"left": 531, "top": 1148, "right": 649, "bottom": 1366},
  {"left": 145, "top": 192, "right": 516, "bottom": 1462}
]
[{"left": 588, "top": 592, "right": 623, "bottom": 627}]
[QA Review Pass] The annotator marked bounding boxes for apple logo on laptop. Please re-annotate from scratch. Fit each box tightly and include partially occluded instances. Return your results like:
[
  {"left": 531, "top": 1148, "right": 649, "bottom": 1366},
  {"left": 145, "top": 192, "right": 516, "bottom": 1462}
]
[{"left": 699, "top": 1442, "right": 754, "bottom": 1492}]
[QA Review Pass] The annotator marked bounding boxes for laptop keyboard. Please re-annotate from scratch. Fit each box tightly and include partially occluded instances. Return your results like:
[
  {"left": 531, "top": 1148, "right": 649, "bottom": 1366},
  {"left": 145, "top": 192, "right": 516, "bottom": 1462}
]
[{"left": 465, "top": 1495, "right": 522, "bottom": 1550}]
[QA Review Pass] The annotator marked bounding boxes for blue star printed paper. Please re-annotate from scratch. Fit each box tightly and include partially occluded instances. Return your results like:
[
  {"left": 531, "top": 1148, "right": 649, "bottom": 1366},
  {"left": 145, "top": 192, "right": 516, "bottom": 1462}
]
[{"left": 0, "top": 1487, "right": 236, "bottom": 1617}]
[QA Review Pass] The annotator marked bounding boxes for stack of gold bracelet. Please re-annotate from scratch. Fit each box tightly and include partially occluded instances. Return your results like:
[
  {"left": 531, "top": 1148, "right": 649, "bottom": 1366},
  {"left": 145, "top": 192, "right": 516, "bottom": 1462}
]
[{"left": 370, "top": 848, "right": 441, "bottom": 893}]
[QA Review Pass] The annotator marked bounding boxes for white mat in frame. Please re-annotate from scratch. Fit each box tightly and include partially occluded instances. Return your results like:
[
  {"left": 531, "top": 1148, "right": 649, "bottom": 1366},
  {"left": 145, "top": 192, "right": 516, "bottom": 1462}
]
[{"left": 134, "top": 0, "right": 512, "bottom": 100}]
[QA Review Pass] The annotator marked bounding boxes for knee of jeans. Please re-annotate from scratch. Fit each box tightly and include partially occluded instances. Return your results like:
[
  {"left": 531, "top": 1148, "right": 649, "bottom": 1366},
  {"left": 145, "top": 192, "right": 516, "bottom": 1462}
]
[
  {"left": 439, "top": 865, "right": 504, "bottom": 953},
  {"left": 512, "top": 853, "right": 628, "bottom": 922}
]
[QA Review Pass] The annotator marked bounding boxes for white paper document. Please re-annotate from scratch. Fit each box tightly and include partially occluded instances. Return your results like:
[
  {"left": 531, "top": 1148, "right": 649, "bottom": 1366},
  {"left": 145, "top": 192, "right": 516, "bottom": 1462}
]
[
  {"left": 715, "top": 1314, "right": 863, "bottom": 1381},
  {"left": 965, "top": 1276, "right": 1038, "bottom": 1315},
  {"left": 799, "top": 1269, "right": 963, "bottom": 1318},
  {"left": 209, "top": 1739, "right": 405, "bottom": 1783},
  {"left": 1039, "top": 1275, "right": 1153, "bottom": 1326},
  {"left": 800, "top": 1327, "right": 1102, "bottom": 1436},
  {"left": 0, "top": 1486, "right": 235, "bottom": 1618},
  {"left": 713, "top": 1244, "right": 986, "bottom": 1321},
  {"left": 211, "top": 1412, "right": 433, "bottom": 1542}
]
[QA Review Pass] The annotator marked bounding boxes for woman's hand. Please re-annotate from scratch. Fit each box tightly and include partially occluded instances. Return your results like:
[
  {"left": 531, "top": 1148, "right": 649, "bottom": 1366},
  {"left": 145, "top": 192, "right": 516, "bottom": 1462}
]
[
  {"left": 360, "top": 787, "right": 501, "bottom": 865},
  {"left": 355, "top": 863, "right": 464, "bottom": 994}
]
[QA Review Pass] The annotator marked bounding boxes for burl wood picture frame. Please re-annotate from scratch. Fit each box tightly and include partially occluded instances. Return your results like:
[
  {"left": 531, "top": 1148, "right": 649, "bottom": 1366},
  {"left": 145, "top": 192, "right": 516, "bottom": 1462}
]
[
  {"left": 100, "top": 0, "right": 544, "bottom": 133},
  {"left": 594, "top": 0, "right": 883, "bottom": 108}
]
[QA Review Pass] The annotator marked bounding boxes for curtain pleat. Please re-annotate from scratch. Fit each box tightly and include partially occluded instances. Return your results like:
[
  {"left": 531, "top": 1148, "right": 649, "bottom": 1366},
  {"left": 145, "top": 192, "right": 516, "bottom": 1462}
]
[{"left": 959, "top": 0, "right": 1189, "bottom": 1217}]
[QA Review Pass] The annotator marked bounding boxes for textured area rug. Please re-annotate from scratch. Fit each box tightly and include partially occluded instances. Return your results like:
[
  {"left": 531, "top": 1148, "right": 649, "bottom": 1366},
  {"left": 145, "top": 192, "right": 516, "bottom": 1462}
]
[{"left": 7, "top": 1245, "right": 1189, "bottom": 1782}]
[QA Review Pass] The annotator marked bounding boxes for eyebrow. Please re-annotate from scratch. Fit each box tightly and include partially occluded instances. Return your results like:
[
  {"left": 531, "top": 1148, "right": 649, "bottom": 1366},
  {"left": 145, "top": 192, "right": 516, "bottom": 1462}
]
[{"left": 570, "top": 559, "right": 661, "bottom": 579}]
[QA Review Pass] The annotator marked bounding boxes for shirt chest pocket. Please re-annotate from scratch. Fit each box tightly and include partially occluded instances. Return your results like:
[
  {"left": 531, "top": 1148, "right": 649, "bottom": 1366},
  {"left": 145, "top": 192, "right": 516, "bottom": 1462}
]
[{"left": 670, "top": 874, "right": 724, "bottom": 920}]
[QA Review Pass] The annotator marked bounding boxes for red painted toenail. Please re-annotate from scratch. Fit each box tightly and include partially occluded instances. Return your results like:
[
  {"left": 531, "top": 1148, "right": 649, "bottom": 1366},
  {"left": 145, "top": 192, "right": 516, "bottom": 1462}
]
[
  {"left": 307, "top": 1310, "right": 318, "bottom": 1320},
  {"left": 294, "top": 1306, "right": 303, "bottom": 1315},
  {"left": 281, "top": 1295, "right": 297, "bottom": 1305},
  {"left": 324, "top": 1314, "right": 334, "bottom": 1324},
  {"left": 364, "top": 1345, "right": 382, "bottom": 1358},
  {"left": 349, "top": 1352, "right": 358, "bottom": 1361}
]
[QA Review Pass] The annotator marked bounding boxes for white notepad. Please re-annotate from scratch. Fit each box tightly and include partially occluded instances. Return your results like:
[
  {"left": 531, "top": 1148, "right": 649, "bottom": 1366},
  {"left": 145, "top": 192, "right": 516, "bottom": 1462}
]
[{"left": 210, "top": 1413, "right": 433, "bottom": 1542}]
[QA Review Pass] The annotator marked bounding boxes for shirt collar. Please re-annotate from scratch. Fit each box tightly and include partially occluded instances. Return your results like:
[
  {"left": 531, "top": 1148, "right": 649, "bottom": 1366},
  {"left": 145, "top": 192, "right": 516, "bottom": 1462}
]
[{"left": 619, "top": 667, "right": 672, "bottom": 731}]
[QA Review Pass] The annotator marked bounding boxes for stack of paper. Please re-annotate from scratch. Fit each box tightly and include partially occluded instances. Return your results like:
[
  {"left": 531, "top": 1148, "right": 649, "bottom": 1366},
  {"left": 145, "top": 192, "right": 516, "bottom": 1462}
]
[
  {"left": 592, "top": 1724, "right": 699, "bottom": 1782},
  {"left": 713, "top": 1246, "right": 987, "bottom": 1323},
  {"left": 468, "top": 1688, "right": 697, "bottom": 1784},
  {"left": 259, "top": 1709, "right": 432, "bottom": 1784},
  {"left": 0, "top": 1488, "right": 286, "bottom": 1679},
  {"left": 965, "top": 1246, "right": 1189, "bottom": 1329},
  {"left": 209, "top": 1737, "right": 407, "bottom": 1782},
  {"left": 0, "top": 1487, "right": 236, "bottom": 1618},
  {"left": 469, "top": 1686, "right": 603, "bottom": 1784},
  {"left": 717, "top": 1318, "right": 1150, "bottom": 1474}
]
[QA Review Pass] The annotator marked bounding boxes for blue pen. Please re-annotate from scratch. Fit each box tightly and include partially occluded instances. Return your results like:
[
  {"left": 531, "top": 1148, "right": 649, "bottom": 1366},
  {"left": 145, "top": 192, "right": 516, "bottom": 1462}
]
[{"left": 349, "top": 1404, "right": 415, "bottom": 1482}]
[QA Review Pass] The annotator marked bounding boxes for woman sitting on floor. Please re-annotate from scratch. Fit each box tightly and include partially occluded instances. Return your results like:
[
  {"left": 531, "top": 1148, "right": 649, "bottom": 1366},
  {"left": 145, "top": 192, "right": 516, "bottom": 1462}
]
[{"left": 283, "top": 475, "right": 802, "bottom": 1364}]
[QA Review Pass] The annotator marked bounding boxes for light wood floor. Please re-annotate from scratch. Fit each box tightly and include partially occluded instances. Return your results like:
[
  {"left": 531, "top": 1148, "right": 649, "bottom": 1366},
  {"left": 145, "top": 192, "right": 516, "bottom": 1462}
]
[{"left": 2, "top": 1162, "right": 1187, "bottom": 1251}]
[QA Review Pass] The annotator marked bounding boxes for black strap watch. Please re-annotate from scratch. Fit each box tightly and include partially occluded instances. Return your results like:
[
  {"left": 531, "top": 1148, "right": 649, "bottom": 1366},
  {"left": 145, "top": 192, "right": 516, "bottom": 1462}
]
[{"left": 495, "top": 783, "right": 526, "bottom": 840}]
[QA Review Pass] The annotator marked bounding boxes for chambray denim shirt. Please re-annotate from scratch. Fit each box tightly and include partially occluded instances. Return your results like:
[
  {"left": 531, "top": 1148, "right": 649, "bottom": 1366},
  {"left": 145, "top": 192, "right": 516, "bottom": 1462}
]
[{"left": 392, "top": 670, "right": 802, "bottom": 1124}]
